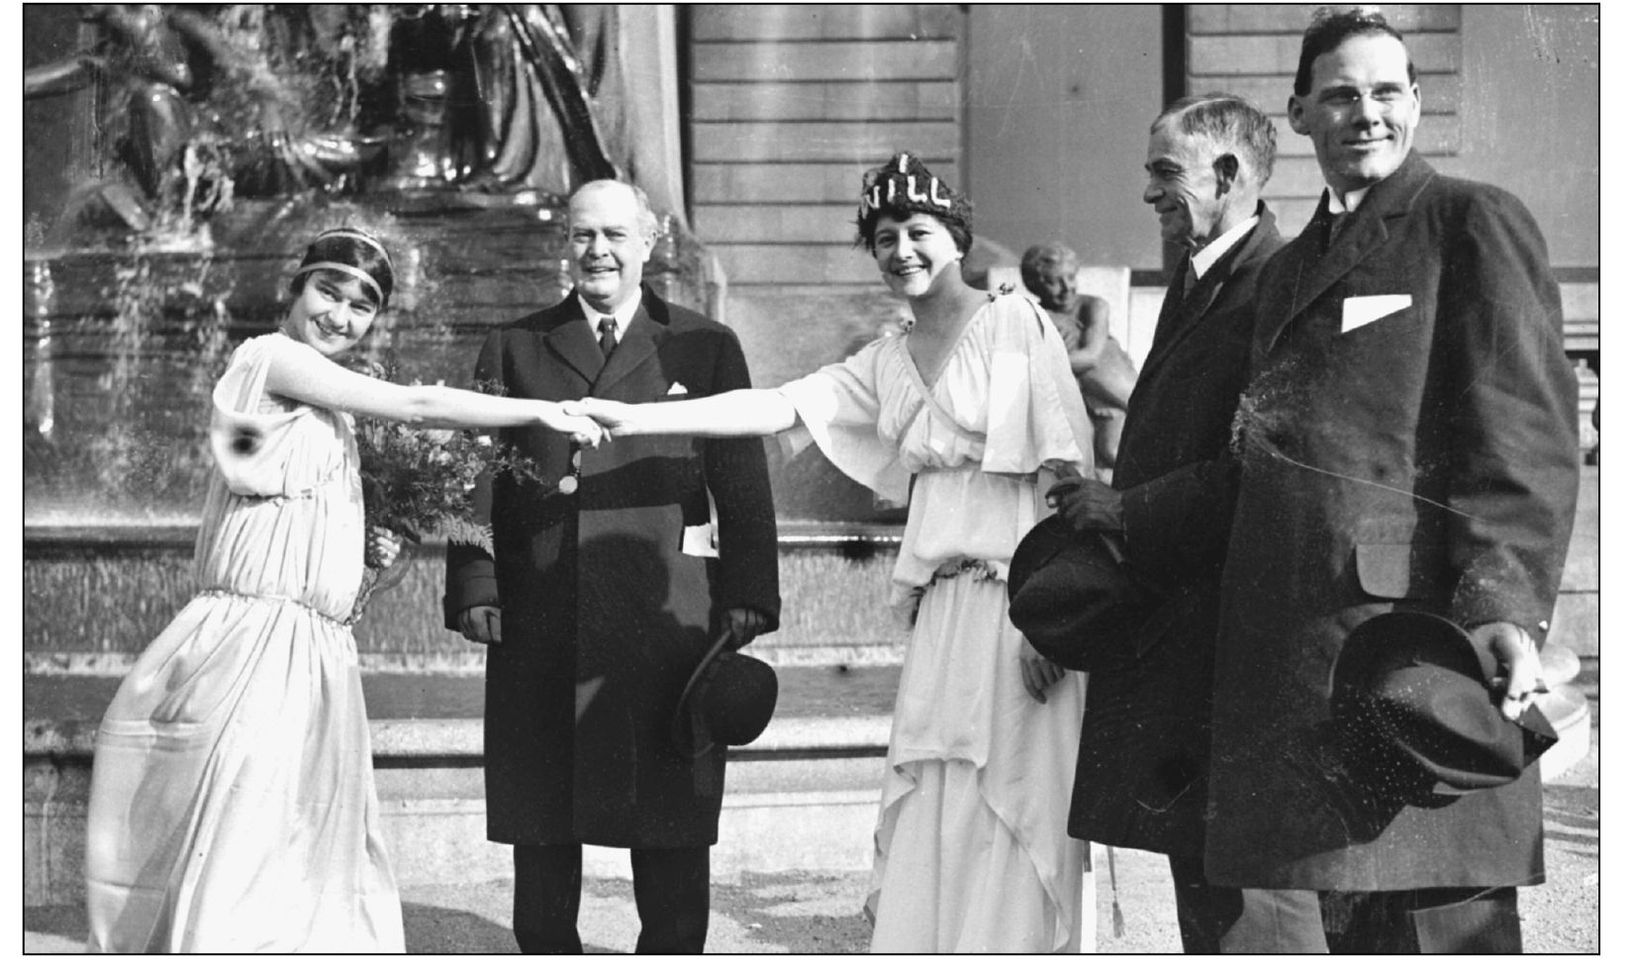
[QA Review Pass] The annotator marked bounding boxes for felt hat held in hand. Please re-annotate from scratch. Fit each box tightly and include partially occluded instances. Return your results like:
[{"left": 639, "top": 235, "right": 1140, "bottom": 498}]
[
  {"left": 1006, "top": 514, "right": 1160, "bottom": 671},
  {"left": 671, "top": 628, "right": 779, "bottom": 759},
  {"left": 1330, "top": 611, "right": 1558, "bottom": 794}
]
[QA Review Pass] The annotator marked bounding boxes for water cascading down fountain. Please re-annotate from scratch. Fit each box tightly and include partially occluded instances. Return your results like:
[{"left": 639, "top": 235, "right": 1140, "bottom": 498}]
[
  {"left": 23, "top": 4, "right": 727, "bottom": 672},
  {"left": 26, "top": 7, "right": 905, "bottom": 905}
]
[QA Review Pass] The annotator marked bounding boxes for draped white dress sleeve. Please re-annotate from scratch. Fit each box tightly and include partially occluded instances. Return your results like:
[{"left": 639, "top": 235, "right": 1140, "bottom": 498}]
[
  {"left": 83, "top": 334, "right": 405, "bottom": 952},
  {"left": 779, "top": 292, "right": 1095, "bottom": 953}
]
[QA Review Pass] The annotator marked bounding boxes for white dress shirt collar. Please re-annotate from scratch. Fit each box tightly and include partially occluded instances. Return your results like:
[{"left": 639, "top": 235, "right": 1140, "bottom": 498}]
[
  {"left": 577, "top": 289, "right": 643, "bottom": 342},
  {"left": 1190, "top": 213, "right": 1260, "bottom": 280},
  {"left": 1324, "top": 185, "right": 1373, "bottom": 214}
]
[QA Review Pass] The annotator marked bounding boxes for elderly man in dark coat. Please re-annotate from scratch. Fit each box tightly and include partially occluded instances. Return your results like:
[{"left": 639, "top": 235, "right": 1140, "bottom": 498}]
[
  {"left": 1047, "top": 93, "right": 1284, "bottom": 952},
  {"left": 1203, "top": 9, "right": 1579, "bottom": 952},
  {"left": 444, "top": 180, "right": 780, "bottom": 953}
]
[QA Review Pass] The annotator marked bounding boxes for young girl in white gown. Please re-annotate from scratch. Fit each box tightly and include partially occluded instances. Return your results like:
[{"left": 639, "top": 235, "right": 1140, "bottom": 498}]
[
  {"left": 576, "top": 154, "right": 1097, "bottom": 953},
  {"left": 82, "top": 228, "right": 605, "bottom": 952}
]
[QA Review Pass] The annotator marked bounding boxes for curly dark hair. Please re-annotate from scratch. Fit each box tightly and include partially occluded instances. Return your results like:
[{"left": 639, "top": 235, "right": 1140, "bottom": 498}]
[{"left": 854, "top": 152, "right": 975, "bottom": 255}]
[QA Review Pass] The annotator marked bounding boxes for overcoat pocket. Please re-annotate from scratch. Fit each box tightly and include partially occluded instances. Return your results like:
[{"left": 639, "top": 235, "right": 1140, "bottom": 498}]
[{"left": 1354, "top": 542, "right": 1419, "bottom": 599}]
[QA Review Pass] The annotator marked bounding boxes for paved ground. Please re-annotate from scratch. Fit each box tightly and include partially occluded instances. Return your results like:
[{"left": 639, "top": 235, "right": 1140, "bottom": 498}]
[{"left": 24, "top": 667, "right": 1598, "bottom": 953}]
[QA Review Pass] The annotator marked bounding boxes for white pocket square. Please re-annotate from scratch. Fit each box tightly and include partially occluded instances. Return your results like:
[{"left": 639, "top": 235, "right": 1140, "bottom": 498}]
[
  {"left": 666, "top": 382, "right": 688, "bottom": 395},
  {"left": 1341, "top": 294, "right": 1412, "bottom": 333}
]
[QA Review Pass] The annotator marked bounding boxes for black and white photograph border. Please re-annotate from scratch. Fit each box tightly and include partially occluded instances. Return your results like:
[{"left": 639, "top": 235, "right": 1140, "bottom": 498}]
[{"left": 18, "top": 2, "right": 1604, "bottom": 953}]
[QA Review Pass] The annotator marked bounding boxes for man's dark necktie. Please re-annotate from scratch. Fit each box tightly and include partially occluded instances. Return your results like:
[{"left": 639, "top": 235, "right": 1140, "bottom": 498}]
[
  {"left": 1181, "top": 260, "right": 1199, "bottom": 299},
  {"left": 561, "top": 317, "right": 617, "bottom": 496},
  {"left": 1154, "top": 258, "right": 1193, "bottom": 345},
  {"left": 1324, "top": 208, "right": 1349, "bottom": 253}
]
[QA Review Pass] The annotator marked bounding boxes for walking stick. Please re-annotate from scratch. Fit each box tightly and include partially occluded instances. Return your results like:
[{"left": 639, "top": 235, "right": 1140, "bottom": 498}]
[{"left": 1104, "top": 844, "right": 1125, "bottom": 938}]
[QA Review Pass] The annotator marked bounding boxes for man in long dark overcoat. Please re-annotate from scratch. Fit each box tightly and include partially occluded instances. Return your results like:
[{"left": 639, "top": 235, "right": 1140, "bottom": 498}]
[
  {"left": 444, "top": 180, "right": 780, "bottom": 953},
  {"left": 1203, "top": 9, "right": 1579, "bottom": 951},
  {"left": 1049, "top": 93, "right": 1285, "bottom": 951}
]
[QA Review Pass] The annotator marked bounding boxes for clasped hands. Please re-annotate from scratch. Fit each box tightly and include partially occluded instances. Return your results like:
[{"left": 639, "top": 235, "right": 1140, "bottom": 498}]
[
  {"left": 544, "top": 398, "right": 644, "bottom": 449},
  {"left": 561, "top": 398, "right": 639, "bottom": 436}
]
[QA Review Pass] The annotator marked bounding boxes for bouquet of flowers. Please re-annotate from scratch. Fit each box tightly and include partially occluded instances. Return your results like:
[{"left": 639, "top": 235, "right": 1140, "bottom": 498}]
[
  {"left": 344, "top": 360, "right": 548, "bottom": 620},
  {"left": 354, "top": 416, "right": 496, "bottom": 550}
]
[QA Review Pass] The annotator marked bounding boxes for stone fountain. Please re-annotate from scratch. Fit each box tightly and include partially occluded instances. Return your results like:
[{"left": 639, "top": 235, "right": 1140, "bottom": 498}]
[
  {"left": 22, "top": 4, "right": 905, "bottom": 677},
  {"left": 24, "top": 6, "right": 910, "bottom": 909},
  {"left": 24, "top": 4, "right": 707, "bottom": 522}
]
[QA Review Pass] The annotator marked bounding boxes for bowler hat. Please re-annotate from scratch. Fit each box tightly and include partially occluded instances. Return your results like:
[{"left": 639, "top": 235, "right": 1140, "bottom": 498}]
[
  {"left": 1006, "top": 514, "right": 1160, "bottom": 670},
  {"left": 1331, "top": 612, "right": 1558, "bottom": 794},
  {"left": 671, "top": 628, "right": 779, "bottom": 759},
  {"left": 1009, "top": 516, "right": 1205, "bottom": 853}
]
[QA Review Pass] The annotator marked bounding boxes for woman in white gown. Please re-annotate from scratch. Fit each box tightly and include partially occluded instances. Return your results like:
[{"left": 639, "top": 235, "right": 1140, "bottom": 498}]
[
  {"left": 83, "top": 228, "right": 606, "bottom": 952},
  {"left": 576, "top": 154, "right": 1097, "bottom": 953}
]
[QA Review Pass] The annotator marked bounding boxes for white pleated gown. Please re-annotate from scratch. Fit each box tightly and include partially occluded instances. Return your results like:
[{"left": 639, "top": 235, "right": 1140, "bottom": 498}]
[
  {"left": 84, "top": 334, "right": 404, "bottom": 952},
  {"left": 780, "top": 293, "right": 1095, "bottom": 953}
]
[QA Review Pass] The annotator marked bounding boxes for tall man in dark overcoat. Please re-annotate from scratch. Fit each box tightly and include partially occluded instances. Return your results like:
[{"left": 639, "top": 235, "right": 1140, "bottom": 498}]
[
  {"left": 1203, "top": 9, "right": 1579, "bottom": 952},
  {"left": 1048, "top": 93, "right": 1285, "bottom": 952},
  {"left": 444, "top": 180, "right": 781, "bottom": 953}
]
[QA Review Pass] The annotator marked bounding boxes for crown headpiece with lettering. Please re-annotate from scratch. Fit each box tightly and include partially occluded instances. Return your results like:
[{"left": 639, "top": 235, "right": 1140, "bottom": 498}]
[{"left": 855, "top": 152, "right": 974, "bottom": 252}]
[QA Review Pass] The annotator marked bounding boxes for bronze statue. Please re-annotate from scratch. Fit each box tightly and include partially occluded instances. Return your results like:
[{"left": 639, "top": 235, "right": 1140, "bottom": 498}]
[
  {"left": 380, "top": 4, "right": 620, "bottom": 201},
  {"left": 26, "top": 4, "right": 623, "bottom": 235}
]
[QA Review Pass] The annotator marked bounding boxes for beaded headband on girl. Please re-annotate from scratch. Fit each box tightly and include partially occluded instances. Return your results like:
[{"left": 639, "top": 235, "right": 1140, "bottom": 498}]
[
  {"left": 292, "top": 261, "right": 385, "bottom": 304},
  {"left": 313, "top": 227, "right": 393, "bottom": 269},
  {"left": 857, "top": 152, "right": 956, "bottom": 222},
  {"left": 292, "top": 228, "right": 392, "bottom": 303}
]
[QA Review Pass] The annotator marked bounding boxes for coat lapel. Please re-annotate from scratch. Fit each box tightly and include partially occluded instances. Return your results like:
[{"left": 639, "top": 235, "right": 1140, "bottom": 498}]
[
  {"left": 1146, "top": 261, "right": 1203, "bottom": 371},
  {"left": 592, "top": 286, "right": 668, "bottom": 395},
  {"left": 1151, "top": 258, "right": 1191, "bottom": 330},
  {"left": 1261, "top": 151, "right": 1437, "bottom": 353},
  {"left": 1144, "top": 207, "right": 1279, "bottom": 374},
  {"left": 543, "top": 294, "right": 606, "bottom": 386},
  {"left": 1150, "top": 258, "right": 1192, "bottom": 345}
]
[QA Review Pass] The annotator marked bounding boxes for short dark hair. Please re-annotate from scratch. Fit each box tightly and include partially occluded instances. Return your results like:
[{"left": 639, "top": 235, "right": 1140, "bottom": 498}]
[
  {"left": 855, "top": 152, "right": 975, "bottom": 255},
  {"left": 288, "top": 228, "right": 396, "bottom": 309},
  {"left": 1152, "top": 93, "right": 1279, "bottom": 188},
  {"left": 1294, "top": 7, "right": 1418, "bottom": 96}
]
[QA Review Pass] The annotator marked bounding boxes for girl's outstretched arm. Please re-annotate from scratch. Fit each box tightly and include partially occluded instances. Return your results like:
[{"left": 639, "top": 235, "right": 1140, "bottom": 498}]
[
  {"left": 262, "top": 338, "right": 606, "bottom": 442},
  {"left": 572, "top": 388, "right": 798, "bottom": 438}
]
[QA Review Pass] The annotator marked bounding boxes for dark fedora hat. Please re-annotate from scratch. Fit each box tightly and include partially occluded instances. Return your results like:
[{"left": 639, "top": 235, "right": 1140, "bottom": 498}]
[
  {"left": 670, "top": 629, "right": 779, "bottom": 760},
  {"left": 1006, "top": 514, "right": 1160, "bottom": 671},
  {"left": 1331, "top": 612, "right": 1558, "bottom": 794}
]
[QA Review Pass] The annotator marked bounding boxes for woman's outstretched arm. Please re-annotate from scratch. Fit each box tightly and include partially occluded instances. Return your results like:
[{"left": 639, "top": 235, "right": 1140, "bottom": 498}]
[
  {"left": 262, "top": 339, "right": 605, "bottom": 440},
  {"left": 573, "top": 388, "right": 798, "bottom": 438}
]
